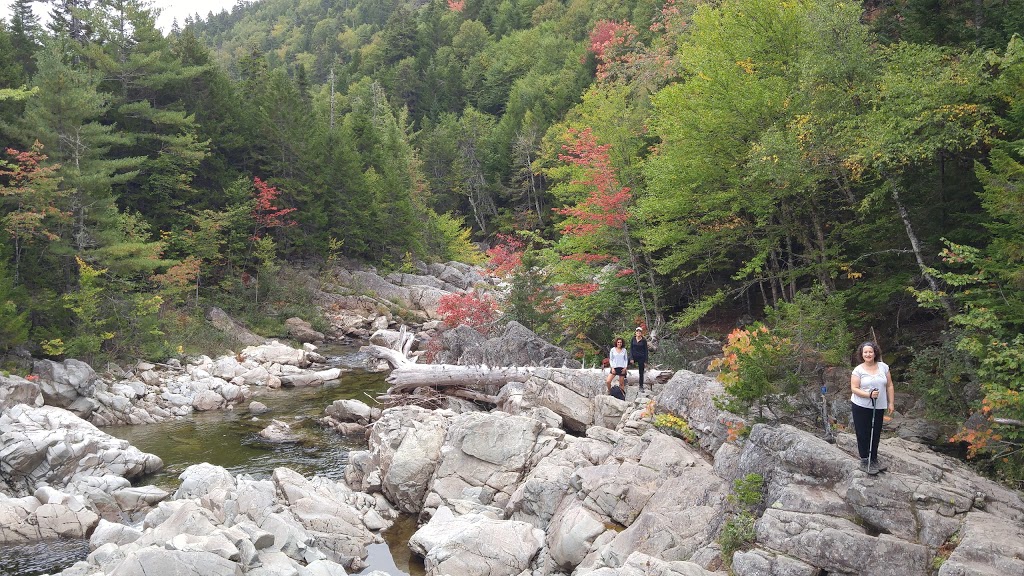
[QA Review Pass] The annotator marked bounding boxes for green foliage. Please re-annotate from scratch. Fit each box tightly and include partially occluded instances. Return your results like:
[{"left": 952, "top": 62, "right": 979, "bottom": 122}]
[
  {"left": 669, "top": 290, "right": 725, "bottom": 331},
  {"left": 2, "top": 0, "right": 1024, "bottom": 498},
  {"left": 719, "top": 512, "right": 755, "bottom": 567},
  {"left": 719, "top": 473, "right": 764, "bottom": 567},
  {"left": 709, "top": 288, "right": 850, "bottom": 421},
  {"left": 499, "top": 242, "right": 558, "bottom": 337},
  {"left": 731, "top": 473, "right": 765, "bottom": 509},
  {"left": 905, "top": 337, "right": 979, "bottom": 421},
  {"left": 652, "top": 413, "right": 697, "bottom": 444},
  {"left": 764, "top": 286, "right": 852, "bottom": 366},
  {"left": 426, "top": 211, "right": 486, "bottom": 264},
  {"left": 114, "top": 294, "right": 171, "bottom": 360},
  {"left": 711, "top": 325, "right": 803, "bottom": 419},
  {"left": 0, "top": 258, "right": 29, "bottom": 350},
  {"left": 62, "top": 257, "right": 115, "bottom": 361},
  {"left": 904, "top": 39, "right": 1024, "bottom": 485}
]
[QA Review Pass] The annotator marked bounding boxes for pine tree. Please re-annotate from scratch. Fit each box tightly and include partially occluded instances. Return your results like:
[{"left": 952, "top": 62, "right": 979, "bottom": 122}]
[
  {"left": 47, "top": 0, "right": 93, "bottom": 45},
  {"left": 8, "top": 0, "right": 42, "bottom": 77},
  {"left": 0, "top": 255, "right": 30, "bottom": 351},
  {"left": 83, "top": 0, "right": 211, "bottom": 233},
  {"left": 23, "top": 43, "right": 147, "bottom": 277}
]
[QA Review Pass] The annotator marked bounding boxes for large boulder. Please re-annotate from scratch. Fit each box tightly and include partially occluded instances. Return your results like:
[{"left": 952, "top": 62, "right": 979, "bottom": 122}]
[
  {"left": 101, "top": 547, "right": 240, "bottom": 576},
  {"left": 0, "top": 405, "right": 163, "bottom": 493},
  {"left": 433, "top": 325, "right": 488, "bottom": 365},
  {"left": 432, "top": 322, "right": 581, "bottom": 368},
  {"left": 939, "top": 511, "right": 1024, "bottom": 576},
  {"left": 483, "top": 322, "right": 581, "bottom": 368},
  {"left": 422, "top": 411, "right": 562, "bottom": 517},
  {"left": 0, "top": 373, "right": 43, "bottom": 411},
  {"left": 240, "top": 341, "right": 313, "bottom": 368},
  {"left": 717, "top": 423, "right": 1024, "bottom": 575},
  {"left": 346, "top": 406, "right": 450, "bottom": 513},
  {"left": 409, "top": 506, "right": 545, "bottom": 576},
  {"left": 174, "top": 463, "right": 236, "bottom": 501},
  {"left": 421, "top": 261, "right": 488, "bottom": 291},
  {"left": 285, "top": 317, "right": 325, "bottom": 343},
  {"left": 656, "top": 370, "right": 742, "bottom": 454},
  {"left": 33, "top": 359, "right": 98, "bottom": 410},
  {"left": 271, "top": 467, "right": 386, "bottom": 569},
  {"left": 258, "top": 420, "right": 303, "bottom": 443},
  {"left": 324, "top": 398, "right": 376, "bottom": 425},
  {"left": 522, "top": 376, "right": 594, "bottom": 434},
  {"left": 576, "top": 551, "right": 721, "bottom": 576},
  {"left": 0, "top": 489, "right": 100, "bottom": 542}
]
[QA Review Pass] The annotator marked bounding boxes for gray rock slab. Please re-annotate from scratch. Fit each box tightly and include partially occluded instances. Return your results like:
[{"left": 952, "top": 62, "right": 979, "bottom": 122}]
[{"left": 409, "top": 506, "right": 544, "bottom": 576}]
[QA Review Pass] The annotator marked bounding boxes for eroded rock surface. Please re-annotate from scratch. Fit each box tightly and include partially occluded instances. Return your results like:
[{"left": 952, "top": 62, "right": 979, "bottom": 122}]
[{"left": 0, "top": 405, "right": 163, "bottom": 494}]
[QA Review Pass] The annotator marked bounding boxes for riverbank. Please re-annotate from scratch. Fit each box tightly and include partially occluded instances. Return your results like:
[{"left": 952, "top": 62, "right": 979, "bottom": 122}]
[
  {"left": 4, "top": 343, "right": 1024, "bottom": 576},
  {"left": 3, "top": 259, "right": 1024, "bottom": 576}
]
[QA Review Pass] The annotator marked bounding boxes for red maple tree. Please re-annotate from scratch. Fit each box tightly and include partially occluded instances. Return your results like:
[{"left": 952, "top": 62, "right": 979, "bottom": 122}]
[
  {"left": 437, "top": 291, "right": 499, "bottom": 334},
  {"left": 251, "top": 177, "right": 297, "bottom": 239},
  {"left": 485, "top": 233, "right": 525, "bottom": 278},
  {"left": 553, "top": 127, "right": 631, "bottom": 237}
]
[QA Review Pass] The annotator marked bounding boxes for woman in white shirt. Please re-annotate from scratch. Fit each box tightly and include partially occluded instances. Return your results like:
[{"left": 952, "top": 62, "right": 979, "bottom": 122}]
[
  {"left": 850, "top": 341, "right": 896, "bottom": 475},
  {"left": 606, "top": 337, "right": 629, "bottom": 396}
]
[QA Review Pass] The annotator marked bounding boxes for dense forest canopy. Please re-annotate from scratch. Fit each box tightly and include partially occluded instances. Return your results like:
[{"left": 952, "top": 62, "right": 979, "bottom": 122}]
[{"left": 1, "top": 0, "right": 1023, "bottom": 483}]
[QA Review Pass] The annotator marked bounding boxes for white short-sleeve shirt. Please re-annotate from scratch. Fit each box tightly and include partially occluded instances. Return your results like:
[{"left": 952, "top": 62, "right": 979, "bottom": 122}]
[{"left": 851, "top": 361, "right": 889, "bottom": 409}]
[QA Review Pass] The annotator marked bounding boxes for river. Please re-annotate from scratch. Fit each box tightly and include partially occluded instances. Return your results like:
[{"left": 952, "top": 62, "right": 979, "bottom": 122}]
[{"left": 0, "top": 343, "right": 425, "bottom": 576}]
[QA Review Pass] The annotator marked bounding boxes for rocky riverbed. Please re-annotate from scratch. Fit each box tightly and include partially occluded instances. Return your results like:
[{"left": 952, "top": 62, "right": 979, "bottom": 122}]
[
  {"left": 4, "top": 359, "right": 1023, "bottom": 576},
  {"left": 2, "top": 261, "right": 1023, "bottom": 576}
]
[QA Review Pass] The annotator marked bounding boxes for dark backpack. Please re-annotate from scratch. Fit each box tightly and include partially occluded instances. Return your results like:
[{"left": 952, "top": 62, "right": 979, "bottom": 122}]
[{"left": 610, "top": 385, "right": 625, "bottom": 400}]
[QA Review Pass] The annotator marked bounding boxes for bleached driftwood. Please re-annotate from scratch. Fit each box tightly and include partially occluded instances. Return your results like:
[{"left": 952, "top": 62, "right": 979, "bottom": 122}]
[
  {"left": 361, "top": 328, "right": 673, "bottom": 402},
  {"left": 382, "top": 364, "right": 673, "bottom": 394},
  {"left": 362, "top": 343, "right": 416, "bottom": 369}
]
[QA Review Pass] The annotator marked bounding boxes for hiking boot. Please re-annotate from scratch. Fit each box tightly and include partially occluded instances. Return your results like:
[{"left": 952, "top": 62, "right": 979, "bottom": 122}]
[
  {"left": 860, "top": 458, "right": 870, "bottom": 473},
  {"left": 870, "top": 458, "right": 887, "bottom": 473},
  {"left": 866, "top": 460, "right": 881, "bottom": 475}
]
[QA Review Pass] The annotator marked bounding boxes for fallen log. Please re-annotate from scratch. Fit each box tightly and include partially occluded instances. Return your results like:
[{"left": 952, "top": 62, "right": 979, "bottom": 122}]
[
  {"left": 362, "top": 336, "right": 674, "bottom": 400},
  {"left": 362, "top": 343, "right": 415, "bottom": 368},
  {"left": 383, "top": 364, "right": 673, "bottom": 394},
  {"left": 386, "top": 365, "right": 539, "bottom": 393}
]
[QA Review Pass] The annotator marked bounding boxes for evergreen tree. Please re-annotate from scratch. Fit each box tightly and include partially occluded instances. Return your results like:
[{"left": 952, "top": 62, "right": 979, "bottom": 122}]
[
  {"left": 8, "top": 0, "right": 42, "bottom": 78},
  {"left": 83, "top": 0, "right": 211, "bottom": 233},
  {"left": 0, "top": 23, "right": 28, "bottom": 146},
  {"left": 47, "top": 0, "right": 93, "bottom": 45},
  {"left": 0, "top": 256, "right": 30, "bottom": 350},
  {"left": 22, "top": 42, "right": 151, "bottom": 280}
]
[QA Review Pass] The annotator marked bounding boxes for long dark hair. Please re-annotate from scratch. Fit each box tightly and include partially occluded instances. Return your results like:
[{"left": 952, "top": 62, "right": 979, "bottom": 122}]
[
  {"left": 856, "top": 341, "right": 881, "bottom": 363},
  {"left": 614, "top": 337, "right": 625, "bottom": 348}
]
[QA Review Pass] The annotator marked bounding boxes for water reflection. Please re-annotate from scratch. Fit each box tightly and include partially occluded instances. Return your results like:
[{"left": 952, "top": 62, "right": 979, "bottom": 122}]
[{"left": 360, "top": 514, "right": 426, "bottom": 576}]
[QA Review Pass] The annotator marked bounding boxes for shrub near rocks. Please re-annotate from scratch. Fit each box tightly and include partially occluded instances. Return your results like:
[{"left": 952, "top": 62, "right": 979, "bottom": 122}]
[{"left": 718, "top": 473, "right": 764, "bottom": 568}]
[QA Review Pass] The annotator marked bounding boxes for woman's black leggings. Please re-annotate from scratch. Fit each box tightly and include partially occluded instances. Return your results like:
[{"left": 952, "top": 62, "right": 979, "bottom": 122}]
[
  {"left": 851, "top": 402, "right": 884, "bottom": 460},
  {"left": 636, "top": 360, "right": 646, "bottom": 388}
]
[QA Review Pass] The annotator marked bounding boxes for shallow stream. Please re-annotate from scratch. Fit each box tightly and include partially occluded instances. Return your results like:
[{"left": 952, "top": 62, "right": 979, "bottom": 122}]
[{"left": 0, "top": 343, "right": 425, "bottom": 576}]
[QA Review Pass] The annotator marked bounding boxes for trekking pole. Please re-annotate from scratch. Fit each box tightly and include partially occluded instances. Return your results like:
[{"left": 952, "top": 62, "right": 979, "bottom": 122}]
[
  {"left": 866, "top": 389, "right": 878, "bottom": 474},
  {"left": 821, "top": 385, "right": 835, "bottom": 443}
]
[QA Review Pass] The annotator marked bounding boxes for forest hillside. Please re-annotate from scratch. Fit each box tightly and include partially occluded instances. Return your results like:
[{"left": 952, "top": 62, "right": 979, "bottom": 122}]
[{"left": 1, "top": 0, "right": 1023, "bottom": 484}]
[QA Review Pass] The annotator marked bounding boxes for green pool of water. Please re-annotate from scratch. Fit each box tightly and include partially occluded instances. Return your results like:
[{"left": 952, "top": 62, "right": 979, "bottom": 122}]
[{"left": 107, "top": 368, "right": 384, "bottom": 489}]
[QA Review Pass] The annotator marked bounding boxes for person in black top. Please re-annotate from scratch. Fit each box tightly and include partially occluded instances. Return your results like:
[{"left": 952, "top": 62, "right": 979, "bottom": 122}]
[{"left": 630, "top": 326, "right": 649, "bottom": 393}]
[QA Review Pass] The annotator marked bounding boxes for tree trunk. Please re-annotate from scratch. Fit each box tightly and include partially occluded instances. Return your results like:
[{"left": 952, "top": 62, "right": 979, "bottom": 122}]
[
  {"left": 382, "top": 364, "right": 674, "bottom": 394},
  {"left": 890, "top": 183, "right": 954, "bottom": 314}
]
